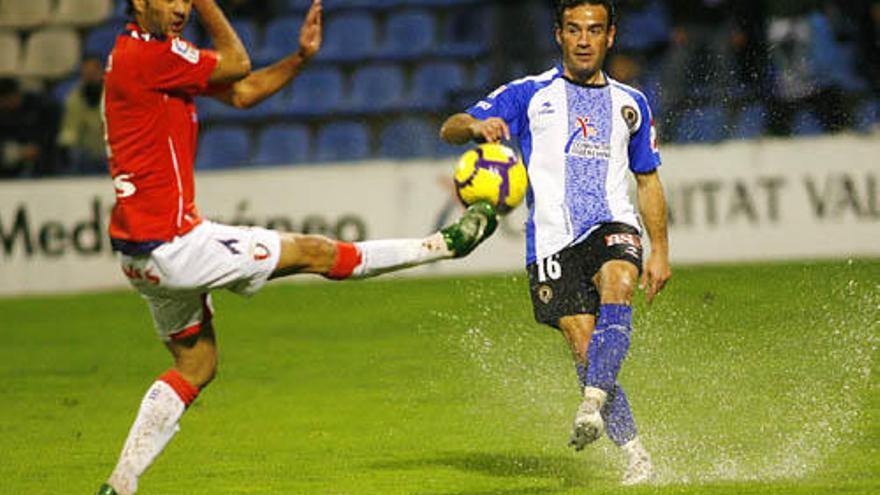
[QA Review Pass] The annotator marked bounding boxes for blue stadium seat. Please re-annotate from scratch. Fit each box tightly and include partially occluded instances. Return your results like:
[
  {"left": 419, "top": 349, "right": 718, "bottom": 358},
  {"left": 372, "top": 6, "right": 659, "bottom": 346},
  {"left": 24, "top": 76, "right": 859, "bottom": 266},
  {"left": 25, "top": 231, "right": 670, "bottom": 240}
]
[
  {"left": 409, "top": 61, "right": 466, "bottom": 111},
  {"left": 853, "top": 98, "right": 880, "bottom": 132},
  {"left": 436, "top": 7, "right": 488, "bottom": 57},
  {"left": 280, "top": 0, "right": 313, "bottom": 13},
  {"left": 731, "top": 103, "right": 768, "bottom": 140},
  {"left": 348, "top": 64, "right": 405, "bottom": 113},
  {"left": 256, "top": 16, "right": 302, "bottom": 65},
  {"left": 380, "top": 117, "right": 435, "bottom": 159},
  {"left": 83, "top": 23, "right": 118, "bottom": 59},
  {"left": 196, "top": 96, "right": 239, "bottom": 123},
  {"left": 254, "top": 124, "right": 311, "bottom": 165},
  {"left": 315, "top": 121, "right": 370, "bottom": 162},
  {"left": 279, "top": 67, "right": 344, "bottom": 116},
  {"left": 230, "top": 18, "right": 259, "bottom": 54},
  {"left": 615, "top": 0, "right": 669, "bottom": 52},
  {"left": 196, "top": 127, "right": 251, "bottom": 170},
  {"left": 378, "top": 9, "right": 435, "bottom": 60},
  {"left": 674, "top": 106, "right": 727, "bottom": 143},
  {"left": 316, "top": 12, "right": 376, "bottom": 62},
  {"left": 791, "top": 111, "right": 824, "bottom": 136}
]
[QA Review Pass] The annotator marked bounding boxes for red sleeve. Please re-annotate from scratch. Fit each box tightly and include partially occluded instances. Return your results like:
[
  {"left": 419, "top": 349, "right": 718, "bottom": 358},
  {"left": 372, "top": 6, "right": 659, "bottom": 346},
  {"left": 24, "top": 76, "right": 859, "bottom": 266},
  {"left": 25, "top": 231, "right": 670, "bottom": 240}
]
[{"left": 140, "top": 37, "right": 219, "bottom": 95}]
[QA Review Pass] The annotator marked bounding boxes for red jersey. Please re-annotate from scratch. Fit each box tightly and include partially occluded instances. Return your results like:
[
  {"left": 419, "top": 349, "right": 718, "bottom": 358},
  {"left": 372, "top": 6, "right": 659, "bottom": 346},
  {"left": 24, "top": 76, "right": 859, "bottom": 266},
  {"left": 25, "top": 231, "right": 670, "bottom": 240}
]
[{"left": 104, "top": 23, "right": 219, "bottom": 254}]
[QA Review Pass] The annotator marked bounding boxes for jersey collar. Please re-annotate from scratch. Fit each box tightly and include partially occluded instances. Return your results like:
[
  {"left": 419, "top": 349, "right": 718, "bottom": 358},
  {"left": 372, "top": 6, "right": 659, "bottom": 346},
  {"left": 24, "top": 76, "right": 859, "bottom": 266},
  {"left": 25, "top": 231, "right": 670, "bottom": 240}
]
[
  {"left": 559, "top": 66, "right": 610, "bottom": 88},
  {"left": 126, "top": 22, "right": 167, "bottom": 42}
]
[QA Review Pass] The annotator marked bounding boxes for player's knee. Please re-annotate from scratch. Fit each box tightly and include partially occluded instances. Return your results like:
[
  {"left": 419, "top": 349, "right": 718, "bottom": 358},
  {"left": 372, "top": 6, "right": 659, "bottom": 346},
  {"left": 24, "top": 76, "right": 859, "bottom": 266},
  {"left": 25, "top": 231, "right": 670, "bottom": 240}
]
[
  {"left": 597, "top": 263, "right": 637, "bottom": 303},
  {"left": 277, "top": 233, "right": 336, "bottom": 274}
]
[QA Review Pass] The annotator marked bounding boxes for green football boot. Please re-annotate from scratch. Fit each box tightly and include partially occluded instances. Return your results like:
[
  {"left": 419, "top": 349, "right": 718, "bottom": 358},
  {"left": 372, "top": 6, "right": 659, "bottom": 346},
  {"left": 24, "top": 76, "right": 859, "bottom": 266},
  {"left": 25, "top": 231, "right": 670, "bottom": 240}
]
[
  {"left": 96, "top": 484, "right": 118, "bottom": 495},
  {"left": 441, "top": 201, "right": 498, "bottom": 258}
]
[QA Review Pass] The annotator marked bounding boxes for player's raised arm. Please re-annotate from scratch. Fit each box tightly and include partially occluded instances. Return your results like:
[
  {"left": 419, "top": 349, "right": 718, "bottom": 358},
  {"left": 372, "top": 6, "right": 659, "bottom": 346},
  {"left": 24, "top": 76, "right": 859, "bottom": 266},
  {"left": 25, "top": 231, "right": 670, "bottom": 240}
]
[
  {"left": 194, "top": 0, "right": 251, "bottom": 84},
  {"left": 211, "top": 0, "right": 323, "bottom": 109},
  {"left": 635, "top": 170, "right": 671, "bottom": 304},
  {"left": 440, "top": 113, "right": 511, "bottom": 145}
]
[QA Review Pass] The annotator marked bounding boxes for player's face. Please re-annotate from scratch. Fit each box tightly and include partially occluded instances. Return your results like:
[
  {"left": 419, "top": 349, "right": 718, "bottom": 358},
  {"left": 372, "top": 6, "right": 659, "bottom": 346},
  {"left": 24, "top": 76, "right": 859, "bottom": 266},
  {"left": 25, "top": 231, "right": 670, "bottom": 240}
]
[
  {"left": 555, "top": 4, "right": 616, "bottom": 83},
  {"left": 133, "top": 0, "right": 192, "bottom": 38}
]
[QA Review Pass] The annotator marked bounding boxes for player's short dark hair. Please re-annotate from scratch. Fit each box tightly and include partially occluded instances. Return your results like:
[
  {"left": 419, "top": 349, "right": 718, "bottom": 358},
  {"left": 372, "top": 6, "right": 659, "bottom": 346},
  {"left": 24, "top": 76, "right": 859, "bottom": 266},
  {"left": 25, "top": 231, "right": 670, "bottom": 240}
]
[{"left": 555, "top": 0, "right": 617, "bottom": 29}]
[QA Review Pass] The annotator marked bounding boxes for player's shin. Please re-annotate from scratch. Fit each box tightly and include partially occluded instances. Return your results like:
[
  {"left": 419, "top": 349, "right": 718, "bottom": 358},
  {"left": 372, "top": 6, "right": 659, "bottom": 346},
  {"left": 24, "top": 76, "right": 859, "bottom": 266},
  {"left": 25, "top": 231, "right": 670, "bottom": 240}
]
[
  {"left": 602, "top": 384, "right": 637, "bottom": 446},
  {"left": 105, "top": 370, "right": 199, "bottom": 495},
  {"left": 585, "top": 304, "right": 633, "bottom": 392},
  {"left": 324, "top": 236, "right": 452, "bottom": 280}
]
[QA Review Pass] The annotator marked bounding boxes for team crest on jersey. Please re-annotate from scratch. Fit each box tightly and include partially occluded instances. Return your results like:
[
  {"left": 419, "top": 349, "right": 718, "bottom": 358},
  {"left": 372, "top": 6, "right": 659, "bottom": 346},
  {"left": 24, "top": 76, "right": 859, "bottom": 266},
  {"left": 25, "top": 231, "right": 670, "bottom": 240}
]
[
  {"left": 171, "top": 38, "right": 200, "bottom": 64},
  {"left": 621, "top": 106, "right": 639, "bottom": 131}
]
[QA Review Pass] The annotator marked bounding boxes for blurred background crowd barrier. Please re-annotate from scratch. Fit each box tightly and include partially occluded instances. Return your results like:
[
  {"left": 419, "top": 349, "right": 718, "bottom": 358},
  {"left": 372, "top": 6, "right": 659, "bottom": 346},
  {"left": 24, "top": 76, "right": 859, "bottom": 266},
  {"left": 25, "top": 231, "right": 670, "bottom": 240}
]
[{"left": 0, "top": 0, "right": 878, "bottom": 178}]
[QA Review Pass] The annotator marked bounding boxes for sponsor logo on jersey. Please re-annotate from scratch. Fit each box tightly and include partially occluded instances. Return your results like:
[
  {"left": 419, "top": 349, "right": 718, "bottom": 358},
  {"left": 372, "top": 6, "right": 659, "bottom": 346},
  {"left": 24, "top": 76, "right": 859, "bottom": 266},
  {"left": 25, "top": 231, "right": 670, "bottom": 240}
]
[
  {"left": 113, "top": 173, "right": 137, "bottom": 198},
  {"left": 171, "top": 38, "right": 200, "bottom": 64},
  {"left": 576, "top": 116, "right": 598, "bottom": 139},
  {"left": 538, "top": 101, "right": 555, "bottom": 115}
]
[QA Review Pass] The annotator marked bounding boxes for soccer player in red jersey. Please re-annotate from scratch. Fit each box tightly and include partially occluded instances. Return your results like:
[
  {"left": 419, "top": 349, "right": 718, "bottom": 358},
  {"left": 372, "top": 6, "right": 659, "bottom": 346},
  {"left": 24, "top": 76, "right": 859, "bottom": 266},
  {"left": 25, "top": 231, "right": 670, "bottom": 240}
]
[{"left": 96, "top": 1, "right": 496, "bottom": 493}]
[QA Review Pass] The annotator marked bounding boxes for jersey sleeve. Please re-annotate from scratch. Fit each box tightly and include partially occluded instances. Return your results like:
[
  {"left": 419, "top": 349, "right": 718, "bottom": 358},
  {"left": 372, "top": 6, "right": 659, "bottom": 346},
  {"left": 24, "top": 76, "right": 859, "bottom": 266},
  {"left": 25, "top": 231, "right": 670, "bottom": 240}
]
[
  {"left": 140, "top": 38, "right": 219, "bottom": 95},
  {"left": 628, "top": 93, "right": 662, "bottom": 174},
  {"left": 465, "top": 83, "right": 527, "bottom": 137}
]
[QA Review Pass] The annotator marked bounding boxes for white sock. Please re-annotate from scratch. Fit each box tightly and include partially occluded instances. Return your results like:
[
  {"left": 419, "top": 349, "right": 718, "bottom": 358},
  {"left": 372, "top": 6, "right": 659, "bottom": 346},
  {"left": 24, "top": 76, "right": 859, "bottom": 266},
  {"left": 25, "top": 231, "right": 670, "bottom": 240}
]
[
  {"left": 352, "top": 233, "right": 452, "bottom": 278},
  {"left": 107, "top": 380, "right": 187, "bottom": 495},
  {"left": 622, "top": 436, "right": 650, "bottom": 460}
]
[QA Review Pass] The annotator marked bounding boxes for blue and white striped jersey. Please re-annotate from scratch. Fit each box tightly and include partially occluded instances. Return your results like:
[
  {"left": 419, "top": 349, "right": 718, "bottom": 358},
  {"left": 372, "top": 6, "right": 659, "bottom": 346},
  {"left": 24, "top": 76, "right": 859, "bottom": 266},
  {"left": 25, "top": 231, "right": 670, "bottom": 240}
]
[{"left": 466, "top": 65, "right": 662, "bottom": 265}]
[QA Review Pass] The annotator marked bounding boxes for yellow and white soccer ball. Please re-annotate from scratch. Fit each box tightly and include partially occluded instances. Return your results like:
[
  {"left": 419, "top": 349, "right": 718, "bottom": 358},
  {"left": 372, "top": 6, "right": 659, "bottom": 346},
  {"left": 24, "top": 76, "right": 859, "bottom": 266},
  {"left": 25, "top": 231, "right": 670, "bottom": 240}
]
[{"left": 453, "top": 143, "right": 527, "bottom": 214}]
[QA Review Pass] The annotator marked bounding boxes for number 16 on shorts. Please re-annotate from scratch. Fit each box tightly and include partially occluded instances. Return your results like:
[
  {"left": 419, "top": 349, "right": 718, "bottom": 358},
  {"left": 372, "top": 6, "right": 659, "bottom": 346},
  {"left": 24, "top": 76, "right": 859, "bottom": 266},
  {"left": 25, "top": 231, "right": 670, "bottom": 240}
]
[{"left": 536, "top": 253, "right": 562, "bottom": 282}]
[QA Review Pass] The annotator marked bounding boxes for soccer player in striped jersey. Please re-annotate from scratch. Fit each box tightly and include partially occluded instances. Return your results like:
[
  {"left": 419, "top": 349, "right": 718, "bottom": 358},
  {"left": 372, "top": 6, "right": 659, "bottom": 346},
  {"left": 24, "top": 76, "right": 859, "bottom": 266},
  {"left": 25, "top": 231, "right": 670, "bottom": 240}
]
[
  {"left": 96, "top": 1, "right": 496, "bottom": 493},
  {"left": 440, "top": 0, "right": 671, "bottom": 485}
]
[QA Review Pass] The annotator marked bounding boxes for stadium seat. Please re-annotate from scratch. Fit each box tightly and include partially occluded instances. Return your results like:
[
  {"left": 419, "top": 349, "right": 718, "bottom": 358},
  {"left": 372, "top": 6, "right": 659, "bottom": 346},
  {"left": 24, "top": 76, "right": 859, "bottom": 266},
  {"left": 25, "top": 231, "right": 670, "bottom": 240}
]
[
  {"left": 52, "top": 0, "right": 112, "bottom": 27},
  {"left": 256, "top": 16, "right": 302, "bottom": 65},
  {"left": 196, "top": 127, "right": 251, "bottom": 170},
  {"left": 409, "top": 61, "right": 466, "bottom": 111},
  {"left": 280, "top": 0, "right": 313, "bottom": 13},
  {"left": 195, "top": 96, "right": 238, "bottom": 123},
  {"left": 436, "top": 6, "right": 488, "bottom": 57},
  {"left": 378, "top": 9, "right": 435, "bottom": 60},
  {"left": 674, "top": 106, "right": 727, "bottom": 143},
  {"left": 0, "top": 0, "right": 51, "bottom": 29},
  {"left": 280, "top": 66, "right": 344, "bottom": 117},
  {"left": 20, "top": 28, "right": 81, "bottom": 79},
  {"left": 254, "top": 124, "right": 311, "bottom": 166},
  {"left": 230, "top": 18, "right": 259, "bottom": 55},
  {"left": 83, "top": 23, "right": 118, "bottom": 60},
  {"left": 791, "top": 111, "right": 824, "bottom": 137},
  {"left": 315, "top": 121, "right": 370, "bottom": 162},
  {"left": 615, "top": 0, "right": 669, "bottom": 52},
  {"left": 316, "top": 12, "right": 376, "bottom": 62},
  {"left": 0, "top": 31, "right": 20, "bottom": 76},
  {"left": 348, "top": 64, "right": 405, "bottom": 113},
  {"left": 730, "top": 103, "right": 768, "bottom": 140},
  {"left": 380, "top": 117, "right": 435, "bottom": 159}
]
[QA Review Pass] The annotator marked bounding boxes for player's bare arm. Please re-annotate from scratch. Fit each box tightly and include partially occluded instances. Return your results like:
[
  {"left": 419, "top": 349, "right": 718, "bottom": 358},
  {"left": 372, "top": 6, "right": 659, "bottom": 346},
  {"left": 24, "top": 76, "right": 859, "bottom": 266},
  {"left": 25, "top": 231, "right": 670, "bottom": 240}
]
[
  {"left": 635, "top": 170, "right": 671, "bottom": 304},
  {"left": 440, "top": 113, "right": 510, "bottom": 145},
  {"left": 213, "top": 0, "right": 323, "bottom": 109},
  {"left": 193, "top": 0, "right": 251, "bottom": 84}
]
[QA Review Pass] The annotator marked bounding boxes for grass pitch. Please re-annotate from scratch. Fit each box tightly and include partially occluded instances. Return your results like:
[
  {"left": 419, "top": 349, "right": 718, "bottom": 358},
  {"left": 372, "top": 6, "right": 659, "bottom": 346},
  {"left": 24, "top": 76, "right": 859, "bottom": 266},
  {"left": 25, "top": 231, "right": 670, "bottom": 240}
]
[{"left": 1, "top": 260, "right": 877, "bottom": 494}]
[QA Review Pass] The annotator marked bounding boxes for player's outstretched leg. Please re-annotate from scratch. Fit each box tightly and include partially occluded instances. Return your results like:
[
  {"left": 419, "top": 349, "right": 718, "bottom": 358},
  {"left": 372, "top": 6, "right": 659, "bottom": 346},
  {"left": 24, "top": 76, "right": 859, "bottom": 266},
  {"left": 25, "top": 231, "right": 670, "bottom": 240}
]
[{"left": 320, "top": 201, "right": 498, "bottom": 280}]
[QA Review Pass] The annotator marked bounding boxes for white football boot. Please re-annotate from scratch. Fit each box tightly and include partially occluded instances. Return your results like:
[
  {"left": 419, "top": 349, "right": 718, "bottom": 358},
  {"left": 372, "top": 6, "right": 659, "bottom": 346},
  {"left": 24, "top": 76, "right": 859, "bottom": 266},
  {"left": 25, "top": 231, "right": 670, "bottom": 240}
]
[
  {"left": 621, "top": 436, "right": 655, "bottom": 485},
  {"left": 568, "top": 386, "right": 607, "bottom": 451}
]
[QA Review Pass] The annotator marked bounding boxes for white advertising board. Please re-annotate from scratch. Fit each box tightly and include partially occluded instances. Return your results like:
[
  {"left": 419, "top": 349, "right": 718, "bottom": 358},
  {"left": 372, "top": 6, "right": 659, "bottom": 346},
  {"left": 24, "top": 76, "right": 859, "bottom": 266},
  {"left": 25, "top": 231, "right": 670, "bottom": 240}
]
[{"left": 0, "top": 134, "right": 877, "bottom": 296}]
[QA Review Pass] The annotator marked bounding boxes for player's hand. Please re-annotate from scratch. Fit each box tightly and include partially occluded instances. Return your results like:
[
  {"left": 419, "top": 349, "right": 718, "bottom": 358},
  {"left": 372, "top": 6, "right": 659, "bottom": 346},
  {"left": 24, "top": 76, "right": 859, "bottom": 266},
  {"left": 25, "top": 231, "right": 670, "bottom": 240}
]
[
  {"left": 640, "top": 252, "right": 670, "bottom": 305},
  {"left": 298, "top": 0, "right": 323, "bottom": 60},
  {"left": 468, "top": 118, "right": 510, "bottom": 143}
]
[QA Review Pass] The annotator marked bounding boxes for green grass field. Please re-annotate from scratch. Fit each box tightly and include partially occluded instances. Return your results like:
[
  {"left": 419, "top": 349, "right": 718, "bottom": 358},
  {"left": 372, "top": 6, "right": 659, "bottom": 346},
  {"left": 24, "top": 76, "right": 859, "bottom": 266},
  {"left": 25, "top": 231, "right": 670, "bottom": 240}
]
[{"left": 1, "top": 260, "right": 878, "bottom": 495}]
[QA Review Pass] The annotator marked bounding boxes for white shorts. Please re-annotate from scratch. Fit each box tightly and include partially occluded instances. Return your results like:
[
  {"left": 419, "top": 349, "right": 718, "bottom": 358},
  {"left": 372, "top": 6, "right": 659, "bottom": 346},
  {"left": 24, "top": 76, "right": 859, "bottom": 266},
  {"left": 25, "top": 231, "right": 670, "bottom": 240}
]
[{"left": 120, "top": 221, "right": 281, "bottom": 341}]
